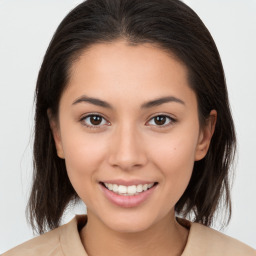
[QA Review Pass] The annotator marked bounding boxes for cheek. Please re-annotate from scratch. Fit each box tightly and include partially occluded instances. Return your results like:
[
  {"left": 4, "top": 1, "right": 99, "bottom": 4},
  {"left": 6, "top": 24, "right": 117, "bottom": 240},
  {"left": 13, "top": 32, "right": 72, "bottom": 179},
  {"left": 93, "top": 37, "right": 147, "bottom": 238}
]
[
  {"left": 60, "top": 127, "right": 108, "bottom": 198},
  {"left": 151, "top": 130, "right": 198, "bottom": 200},
  {"left": 151, "top": 125, "right": 198, "bottom": 170}
]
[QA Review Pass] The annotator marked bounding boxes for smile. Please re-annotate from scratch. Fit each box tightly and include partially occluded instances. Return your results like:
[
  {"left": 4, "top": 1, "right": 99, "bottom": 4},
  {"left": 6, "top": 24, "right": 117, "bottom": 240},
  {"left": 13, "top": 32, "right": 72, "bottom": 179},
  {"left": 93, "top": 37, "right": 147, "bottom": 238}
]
[
  {"left": 99, "top": 181, "right": 158, "bottom": 208},
  {"left": 102, "top": 182, "right": 155, "bottom": 196}
]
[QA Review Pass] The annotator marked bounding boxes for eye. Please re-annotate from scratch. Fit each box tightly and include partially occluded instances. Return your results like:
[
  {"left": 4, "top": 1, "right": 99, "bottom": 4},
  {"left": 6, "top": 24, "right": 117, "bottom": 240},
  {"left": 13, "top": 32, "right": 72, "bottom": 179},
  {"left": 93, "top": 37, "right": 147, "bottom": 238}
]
[
  {"left": 80, "top": 114, "right": 109, "bottom": 129},
  {"left": 147, "top": 115, "right": 176, "bottom": 128}
]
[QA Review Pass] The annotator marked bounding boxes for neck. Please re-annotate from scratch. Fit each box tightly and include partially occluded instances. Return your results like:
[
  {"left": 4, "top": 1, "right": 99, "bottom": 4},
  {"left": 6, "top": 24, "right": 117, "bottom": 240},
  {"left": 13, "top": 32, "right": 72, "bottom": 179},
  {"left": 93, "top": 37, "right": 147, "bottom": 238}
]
[{"left": 80, "top": 210, "right": 189, "bottom": 256}]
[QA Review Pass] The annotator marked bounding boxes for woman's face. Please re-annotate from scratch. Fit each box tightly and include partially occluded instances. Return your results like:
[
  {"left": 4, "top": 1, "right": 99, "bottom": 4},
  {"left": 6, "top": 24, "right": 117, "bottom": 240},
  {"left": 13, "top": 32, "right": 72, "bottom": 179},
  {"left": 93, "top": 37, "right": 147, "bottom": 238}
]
[{"left": 50, "top": 39, "right": 215, "bottom": 233}]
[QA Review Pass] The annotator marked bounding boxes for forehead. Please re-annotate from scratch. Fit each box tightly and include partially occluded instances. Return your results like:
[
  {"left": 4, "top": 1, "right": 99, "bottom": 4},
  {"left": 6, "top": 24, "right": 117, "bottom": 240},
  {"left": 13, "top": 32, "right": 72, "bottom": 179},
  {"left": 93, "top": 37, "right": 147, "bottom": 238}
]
[
  {"left": 63, "top": 39, "right": 196, "bottom": 111},
  {"left": 70, "top": 39, "right": 187, "bottom": 84}
]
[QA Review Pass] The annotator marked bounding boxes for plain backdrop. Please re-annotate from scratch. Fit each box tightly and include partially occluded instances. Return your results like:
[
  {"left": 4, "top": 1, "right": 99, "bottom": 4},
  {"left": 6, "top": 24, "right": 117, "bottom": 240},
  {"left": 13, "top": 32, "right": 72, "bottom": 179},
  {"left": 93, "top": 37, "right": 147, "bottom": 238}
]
[{"left": 0, "top": 0, "right": 255, "bottom": 253}]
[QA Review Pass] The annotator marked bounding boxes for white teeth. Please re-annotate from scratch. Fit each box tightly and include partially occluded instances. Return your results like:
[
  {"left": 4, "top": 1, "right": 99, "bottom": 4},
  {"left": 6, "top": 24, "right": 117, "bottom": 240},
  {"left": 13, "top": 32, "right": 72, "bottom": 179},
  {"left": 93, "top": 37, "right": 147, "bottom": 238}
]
[
  {"left": 118, "top": 185, "right": 127, "bottom": 194},
  {"left": 148, "top": 183, "right": 154, "bottom": 189},
  {"left": 113, "top": 184, "right": 118, "bottom": 192},
  {"left": 137, "top": 184, "right": 143, "bottom": 192},
  {"left": 127, "top": 185, "right": 136, "bottom": 194},
  {"left": 104, "top": 182, "right": 155, "bottom": 196}
]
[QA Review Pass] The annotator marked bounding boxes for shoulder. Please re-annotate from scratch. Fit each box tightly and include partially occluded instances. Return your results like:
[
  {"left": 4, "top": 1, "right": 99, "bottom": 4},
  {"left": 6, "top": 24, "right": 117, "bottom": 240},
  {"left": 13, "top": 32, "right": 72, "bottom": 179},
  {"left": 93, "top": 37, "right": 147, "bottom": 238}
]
[
  {"left": 1, "top": 215, "right": 87, "bottom": 256},
  {"left": 182, "top": 220, "right": 256, "bottom": 256},
  {"left": 2, "top": 225, "right": 63, "bottom": 256}
]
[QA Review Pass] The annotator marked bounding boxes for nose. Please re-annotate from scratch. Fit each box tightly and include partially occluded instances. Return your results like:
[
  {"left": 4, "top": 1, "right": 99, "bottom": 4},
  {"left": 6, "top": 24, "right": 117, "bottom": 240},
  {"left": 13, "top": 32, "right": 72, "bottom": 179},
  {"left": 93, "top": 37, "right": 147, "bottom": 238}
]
[{"left": 108, "top": 124, "right": 148, "bottom": 171}]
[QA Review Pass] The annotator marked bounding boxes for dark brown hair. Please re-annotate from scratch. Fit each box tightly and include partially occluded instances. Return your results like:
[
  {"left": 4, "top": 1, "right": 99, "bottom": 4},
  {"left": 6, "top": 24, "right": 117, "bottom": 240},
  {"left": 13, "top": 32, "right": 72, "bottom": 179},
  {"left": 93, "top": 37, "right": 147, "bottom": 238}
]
[{"left": 27, "top": 0, "right": 236, "bottom": 234}]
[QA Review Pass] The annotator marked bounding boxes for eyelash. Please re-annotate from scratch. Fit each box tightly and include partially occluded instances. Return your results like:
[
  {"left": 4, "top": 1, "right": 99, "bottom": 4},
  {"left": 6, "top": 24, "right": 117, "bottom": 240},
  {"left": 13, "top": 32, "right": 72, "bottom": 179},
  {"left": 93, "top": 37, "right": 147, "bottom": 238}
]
[{"left": 80, "top": 113, "right": 177, "bottom": 130}]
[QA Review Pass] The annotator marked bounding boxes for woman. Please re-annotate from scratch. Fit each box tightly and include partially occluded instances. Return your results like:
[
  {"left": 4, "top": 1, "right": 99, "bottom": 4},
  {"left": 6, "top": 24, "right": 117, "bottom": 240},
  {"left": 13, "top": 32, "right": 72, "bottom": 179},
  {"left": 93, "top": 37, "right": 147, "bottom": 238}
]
[{"left": 3, "top": 0, "right": 255, "bottom": 255}]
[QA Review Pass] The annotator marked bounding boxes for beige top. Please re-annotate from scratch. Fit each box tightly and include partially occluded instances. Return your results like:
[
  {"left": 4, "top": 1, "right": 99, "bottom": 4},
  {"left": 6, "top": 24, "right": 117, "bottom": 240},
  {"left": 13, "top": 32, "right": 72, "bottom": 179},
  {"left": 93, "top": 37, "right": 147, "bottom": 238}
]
[{"left": 2, "top": 215, "right": 256, "bottom": 256}]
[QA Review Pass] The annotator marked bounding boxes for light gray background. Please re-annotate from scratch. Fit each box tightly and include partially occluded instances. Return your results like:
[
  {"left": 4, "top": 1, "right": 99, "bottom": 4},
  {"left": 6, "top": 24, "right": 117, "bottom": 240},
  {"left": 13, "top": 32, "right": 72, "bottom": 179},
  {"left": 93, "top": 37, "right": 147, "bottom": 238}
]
[{"left": 0, "top": 0, "right": 255, "bottom": 253}]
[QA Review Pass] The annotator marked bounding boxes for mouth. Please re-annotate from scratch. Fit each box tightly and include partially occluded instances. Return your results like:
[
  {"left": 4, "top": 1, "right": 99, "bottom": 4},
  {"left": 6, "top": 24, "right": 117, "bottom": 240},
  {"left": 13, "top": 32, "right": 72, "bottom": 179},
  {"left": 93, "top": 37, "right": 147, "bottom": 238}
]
[{"left": 99, "top": 181, "right": 158, "bottom": 196}]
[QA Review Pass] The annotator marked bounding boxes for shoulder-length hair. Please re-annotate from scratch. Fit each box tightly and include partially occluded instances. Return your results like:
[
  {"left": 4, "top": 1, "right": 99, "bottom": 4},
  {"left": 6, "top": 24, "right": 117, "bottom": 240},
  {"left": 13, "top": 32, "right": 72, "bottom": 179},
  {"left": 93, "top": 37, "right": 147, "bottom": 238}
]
[{"left": 27, "top": 0, "right": 236, "bottom": 234}]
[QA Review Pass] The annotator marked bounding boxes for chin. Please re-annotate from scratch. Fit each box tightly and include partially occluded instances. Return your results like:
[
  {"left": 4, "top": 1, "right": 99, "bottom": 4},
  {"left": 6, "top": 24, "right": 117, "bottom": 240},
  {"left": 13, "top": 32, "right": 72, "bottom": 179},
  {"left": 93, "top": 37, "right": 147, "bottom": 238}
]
[
  {"left": 110, "top": 220, "right": 152, "bottom": 233},
  {"left": 99, "top": 211, "right": 159, "bottom": 234}
]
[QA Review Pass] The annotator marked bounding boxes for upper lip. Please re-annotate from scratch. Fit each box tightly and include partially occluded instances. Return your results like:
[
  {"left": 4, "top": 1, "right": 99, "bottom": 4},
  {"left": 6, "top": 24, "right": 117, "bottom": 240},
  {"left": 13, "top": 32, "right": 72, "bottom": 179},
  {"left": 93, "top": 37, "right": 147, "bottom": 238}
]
[{"left": 100, "top": 179, "right": 157, "bottom": 186}]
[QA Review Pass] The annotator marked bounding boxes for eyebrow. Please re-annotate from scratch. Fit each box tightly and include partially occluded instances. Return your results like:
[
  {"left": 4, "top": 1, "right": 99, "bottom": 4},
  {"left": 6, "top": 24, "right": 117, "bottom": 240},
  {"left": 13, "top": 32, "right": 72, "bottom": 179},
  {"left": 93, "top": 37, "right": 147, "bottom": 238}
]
[{"left": 72, "top": 95, "right": 185, "bottom": 109}]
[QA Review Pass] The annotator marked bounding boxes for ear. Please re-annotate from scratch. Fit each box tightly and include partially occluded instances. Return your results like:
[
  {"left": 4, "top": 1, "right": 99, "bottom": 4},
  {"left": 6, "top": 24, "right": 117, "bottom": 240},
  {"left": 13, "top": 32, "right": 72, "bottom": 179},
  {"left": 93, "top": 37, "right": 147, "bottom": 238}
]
[
  {"left": 194, "top": 110, "right": 217, "bottom": 161},
  {"left": 47, "top": 109, "right": 65, "bottom": 159}
]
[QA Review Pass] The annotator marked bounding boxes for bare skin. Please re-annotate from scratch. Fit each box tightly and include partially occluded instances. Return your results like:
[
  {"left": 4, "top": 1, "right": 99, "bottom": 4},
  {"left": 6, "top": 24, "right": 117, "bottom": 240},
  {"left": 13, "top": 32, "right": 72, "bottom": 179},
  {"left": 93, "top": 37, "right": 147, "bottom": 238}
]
[
  {"left": 49, "top": 39, "right": 216, "bottom": 256},
  {"left": 80, "top": 209, "right": 189, "bottom": 256}
]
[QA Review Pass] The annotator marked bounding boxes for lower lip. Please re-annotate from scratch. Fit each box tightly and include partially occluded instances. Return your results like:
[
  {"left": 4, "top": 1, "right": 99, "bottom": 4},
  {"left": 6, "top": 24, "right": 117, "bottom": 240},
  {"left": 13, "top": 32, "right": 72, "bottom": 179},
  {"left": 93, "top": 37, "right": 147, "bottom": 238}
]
[{"left": 99, "top": 183, "right": 158, "bottom": 208}]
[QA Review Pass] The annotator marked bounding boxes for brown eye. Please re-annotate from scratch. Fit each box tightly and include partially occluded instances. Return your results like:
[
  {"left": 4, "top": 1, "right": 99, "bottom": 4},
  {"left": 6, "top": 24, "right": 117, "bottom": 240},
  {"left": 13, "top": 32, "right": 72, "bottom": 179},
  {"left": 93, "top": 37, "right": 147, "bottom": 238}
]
[
  {"left": 90, "top": 115, "right": 102, "bottom": 125},
  {"left": 147, "top": 115, "right": 176, "bottom": 128},
  {"left": 154, "top": 116, "right": 167, "bottom": 125},
  {"left": 81, "top": 114, "right": 109, "bottom": 129}
]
